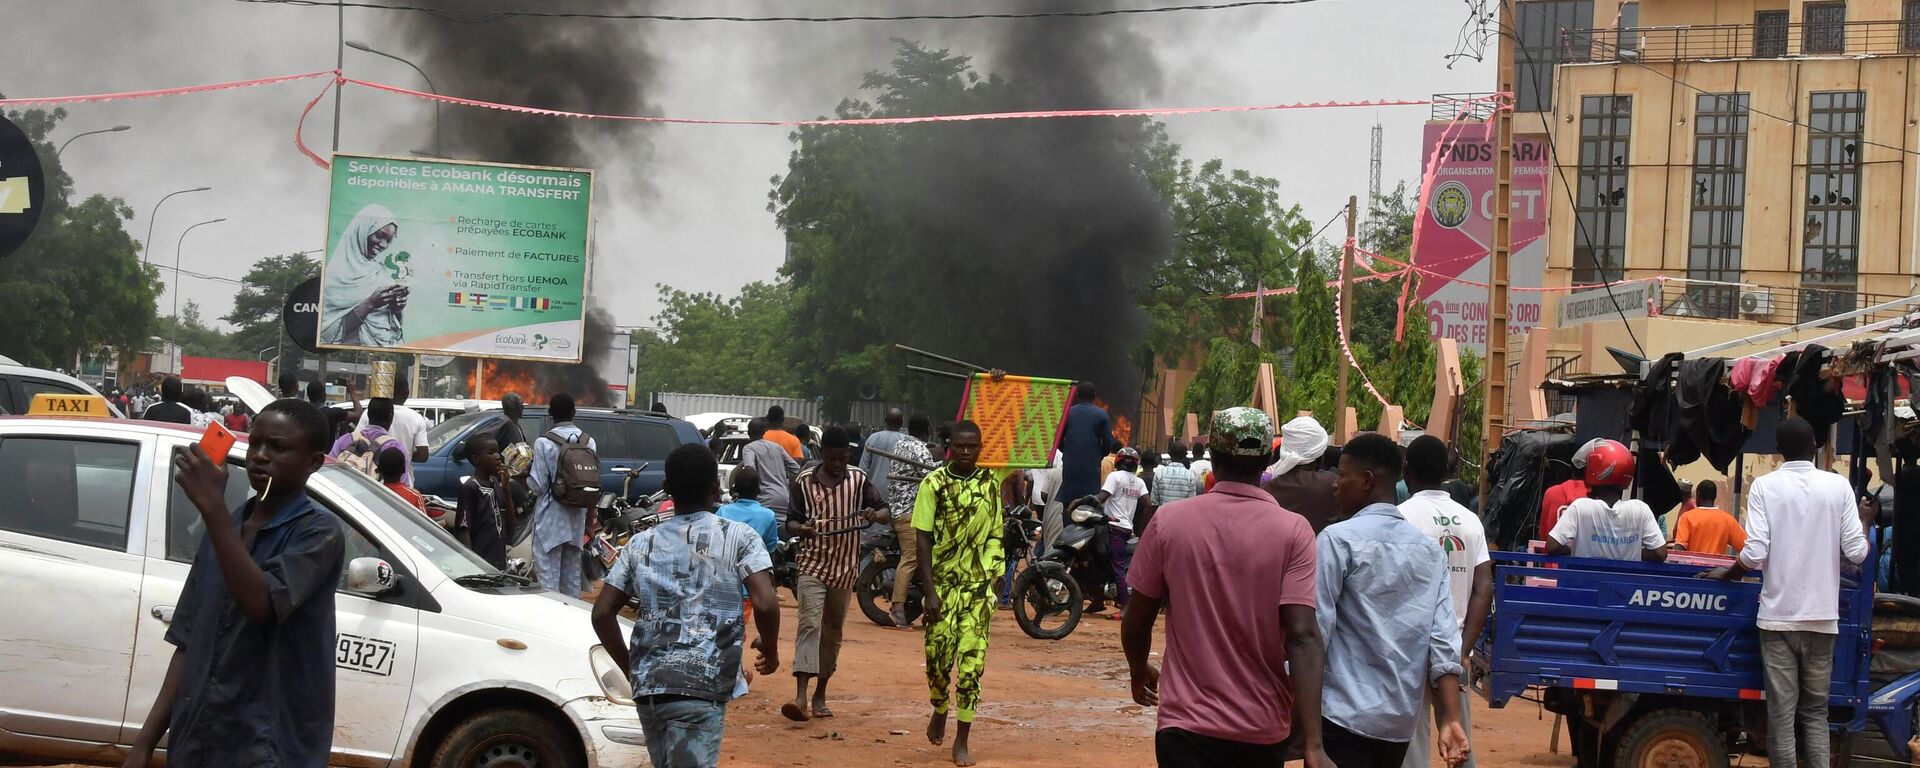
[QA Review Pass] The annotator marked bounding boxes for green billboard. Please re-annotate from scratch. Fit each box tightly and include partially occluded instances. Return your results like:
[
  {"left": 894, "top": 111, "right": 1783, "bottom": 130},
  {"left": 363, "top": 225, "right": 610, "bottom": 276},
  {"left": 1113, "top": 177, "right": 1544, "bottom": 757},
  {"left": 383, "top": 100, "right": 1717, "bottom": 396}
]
[{"left": 318, "top": 153, "right": 593, "bottom": 362}]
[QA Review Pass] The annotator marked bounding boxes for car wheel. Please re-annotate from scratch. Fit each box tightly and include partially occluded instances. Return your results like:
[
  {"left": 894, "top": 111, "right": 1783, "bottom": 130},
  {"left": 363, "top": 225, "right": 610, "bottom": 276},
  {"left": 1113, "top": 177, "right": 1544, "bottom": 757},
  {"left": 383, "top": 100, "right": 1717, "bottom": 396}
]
[{"left": 430, "top": 707, "right": 583, "bottom": 768}]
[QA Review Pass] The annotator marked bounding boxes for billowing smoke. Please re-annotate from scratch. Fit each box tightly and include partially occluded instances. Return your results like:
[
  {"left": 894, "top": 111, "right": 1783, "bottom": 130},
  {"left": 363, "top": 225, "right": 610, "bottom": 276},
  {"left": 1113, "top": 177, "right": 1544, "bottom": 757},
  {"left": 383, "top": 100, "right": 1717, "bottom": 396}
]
[
  {"left": 398, "top": 2, "right": 657, "bottom": 406},
  {"left": 846, "top": 6, "right": 1173, "bottom": 418}
]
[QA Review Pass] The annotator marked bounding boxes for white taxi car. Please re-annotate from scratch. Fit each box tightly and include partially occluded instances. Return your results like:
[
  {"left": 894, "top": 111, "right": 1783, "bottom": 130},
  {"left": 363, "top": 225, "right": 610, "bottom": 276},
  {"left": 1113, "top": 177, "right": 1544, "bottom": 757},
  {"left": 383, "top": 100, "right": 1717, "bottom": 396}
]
[{"left": 0, "top": 395, "right": 648, "bottom": 767}]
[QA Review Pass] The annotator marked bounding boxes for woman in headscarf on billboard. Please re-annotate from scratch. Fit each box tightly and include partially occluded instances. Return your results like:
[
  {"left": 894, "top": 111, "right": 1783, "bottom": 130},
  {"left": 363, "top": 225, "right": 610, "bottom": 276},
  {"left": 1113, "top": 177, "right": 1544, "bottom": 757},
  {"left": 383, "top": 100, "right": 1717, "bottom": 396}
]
[{"left": 321, "top": 204, "right": 409, "bottom": 347}]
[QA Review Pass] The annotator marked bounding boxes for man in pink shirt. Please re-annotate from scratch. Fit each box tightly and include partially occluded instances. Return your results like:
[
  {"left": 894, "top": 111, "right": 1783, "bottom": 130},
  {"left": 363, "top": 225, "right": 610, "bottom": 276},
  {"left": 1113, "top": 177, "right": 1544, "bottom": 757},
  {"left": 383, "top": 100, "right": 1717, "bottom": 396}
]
[{"left": 1122, "top": 407, "right": 1329, "bottom": 768}]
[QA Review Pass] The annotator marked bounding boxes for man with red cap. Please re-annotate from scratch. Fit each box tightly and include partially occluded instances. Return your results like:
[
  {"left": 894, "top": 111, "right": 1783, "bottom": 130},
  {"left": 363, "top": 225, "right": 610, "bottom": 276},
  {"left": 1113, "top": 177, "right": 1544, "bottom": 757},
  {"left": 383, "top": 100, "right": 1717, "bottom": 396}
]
[{"left": 1544, "top": 439, "right": 1668, "bottom": 562}]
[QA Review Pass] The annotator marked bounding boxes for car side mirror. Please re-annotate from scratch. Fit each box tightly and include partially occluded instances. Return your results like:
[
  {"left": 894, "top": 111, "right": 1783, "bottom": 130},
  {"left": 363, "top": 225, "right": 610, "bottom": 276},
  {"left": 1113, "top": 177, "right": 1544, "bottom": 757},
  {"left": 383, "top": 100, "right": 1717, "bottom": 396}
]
[
  {"left": 347, "top": 557, "right": 398, "bottom": 596},
  {"left": 451, "top": 442, "right": 469, "bottom": 463}
]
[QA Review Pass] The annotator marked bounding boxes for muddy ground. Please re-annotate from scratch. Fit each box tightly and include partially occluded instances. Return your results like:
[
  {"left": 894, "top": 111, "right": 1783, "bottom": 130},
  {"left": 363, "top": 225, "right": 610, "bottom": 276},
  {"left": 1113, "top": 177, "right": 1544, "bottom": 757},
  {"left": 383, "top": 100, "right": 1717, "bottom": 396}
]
[{"left": 717, "top": 596, "right": 1575, "bottom": 768}]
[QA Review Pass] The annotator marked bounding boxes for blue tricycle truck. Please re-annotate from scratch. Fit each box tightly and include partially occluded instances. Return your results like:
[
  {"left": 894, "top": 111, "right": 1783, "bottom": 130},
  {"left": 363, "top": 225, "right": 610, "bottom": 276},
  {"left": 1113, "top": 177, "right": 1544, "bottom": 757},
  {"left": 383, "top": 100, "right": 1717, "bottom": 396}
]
[{"left": 1476, "top": 551, "right": 1920, "bottom": 767}]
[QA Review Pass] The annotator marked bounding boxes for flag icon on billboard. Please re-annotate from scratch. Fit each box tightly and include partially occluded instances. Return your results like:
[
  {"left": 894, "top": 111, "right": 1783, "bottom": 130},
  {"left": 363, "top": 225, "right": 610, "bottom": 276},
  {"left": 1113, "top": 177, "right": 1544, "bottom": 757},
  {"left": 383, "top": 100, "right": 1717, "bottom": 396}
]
[
  {"left": 534, "top": 297, "right": 551, "bottom": 310},
  {"left": 447, "top": 292, "right": 463, "bottom": 305},
  {"left": 488, "top": 296, "right": 509, "bottom": 308}
]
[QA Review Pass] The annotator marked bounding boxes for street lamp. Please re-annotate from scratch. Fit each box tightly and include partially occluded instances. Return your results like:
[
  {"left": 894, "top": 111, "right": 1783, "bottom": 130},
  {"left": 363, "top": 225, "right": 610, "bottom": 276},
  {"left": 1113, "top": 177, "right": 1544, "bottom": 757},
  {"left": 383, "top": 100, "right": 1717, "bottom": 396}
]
[
  {"left": 346, "top": 40, "right": 442, "bottom": 157},
  {"left": 142, "top": 186, "right": 211, "bottom": 264},
  {"left": 171, "top": 218, "right": 227, "bottom": 336},
  {"left": 55, "top": 124, "right": 131, "bottom": 156}
]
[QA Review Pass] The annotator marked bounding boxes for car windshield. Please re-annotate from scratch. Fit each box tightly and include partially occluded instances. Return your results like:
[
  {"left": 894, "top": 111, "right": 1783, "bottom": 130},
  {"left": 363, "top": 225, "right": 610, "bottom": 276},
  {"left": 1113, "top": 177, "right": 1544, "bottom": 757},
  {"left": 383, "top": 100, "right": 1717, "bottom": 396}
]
[
  {"left": 318, "top": 464, "right": 496, "bottom": 579},
  {"left": 427, "top": 409, "right": 493, "bottom": 454}
]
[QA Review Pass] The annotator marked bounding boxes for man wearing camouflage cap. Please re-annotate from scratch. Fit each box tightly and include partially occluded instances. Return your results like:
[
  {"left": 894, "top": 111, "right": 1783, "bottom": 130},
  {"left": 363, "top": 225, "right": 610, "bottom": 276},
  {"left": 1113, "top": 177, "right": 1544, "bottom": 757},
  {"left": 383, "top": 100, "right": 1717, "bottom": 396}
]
[{"left": 1121, "top": 408, "right": 1332, "bottom": 767}]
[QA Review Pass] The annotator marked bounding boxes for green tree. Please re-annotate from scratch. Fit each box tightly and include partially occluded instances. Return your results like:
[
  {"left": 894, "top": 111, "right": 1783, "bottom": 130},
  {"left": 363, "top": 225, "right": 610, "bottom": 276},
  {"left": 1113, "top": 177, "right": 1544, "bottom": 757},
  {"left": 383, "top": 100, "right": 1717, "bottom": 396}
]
[
  {"left": 0, "top": 108, "right": 158, "bottom": 369},
  {"left": 1282, "top": 253, "right": 1340, "bottom": 423},
  {"left": 152, "top": 300, "right": 245, "bottom": 359},
  {"left": 632, "top": 282, "right": 805, "bottom": 398},
  {"left": 223, "top": 252, "right": 321, "bottom": 369},
  {"left": 1144, "top": 160, "right": 1312, "bottom": 368}
]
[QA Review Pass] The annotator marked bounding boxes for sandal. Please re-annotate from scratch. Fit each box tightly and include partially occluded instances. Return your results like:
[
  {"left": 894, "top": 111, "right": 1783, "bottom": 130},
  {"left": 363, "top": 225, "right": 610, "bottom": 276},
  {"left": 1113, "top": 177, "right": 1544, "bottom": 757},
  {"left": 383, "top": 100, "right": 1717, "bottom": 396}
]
[
  {"left": 811, "top": 705, "right": 835, "bottom": 719},
  {"left": 780, "top": 702, "right": 811, "bottom": 722}
]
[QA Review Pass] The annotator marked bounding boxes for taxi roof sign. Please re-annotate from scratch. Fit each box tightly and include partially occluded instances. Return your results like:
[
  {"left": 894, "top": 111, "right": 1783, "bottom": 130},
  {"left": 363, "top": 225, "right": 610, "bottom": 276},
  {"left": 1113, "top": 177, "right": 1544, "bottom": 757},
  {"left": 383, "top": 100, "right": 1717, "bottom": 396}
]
[{"left": 27, "top": 393, "right": 113, "bottom": 418}]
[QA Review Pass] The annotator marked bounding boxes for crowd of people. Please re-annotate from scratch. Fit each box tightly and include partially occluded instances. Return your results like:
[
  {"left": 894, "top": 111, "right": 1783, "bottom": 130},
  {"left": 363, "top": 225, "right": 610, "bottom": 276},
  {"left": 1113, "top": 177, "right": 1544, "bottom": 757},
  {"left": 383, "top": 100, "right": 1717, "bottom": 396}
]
[{"left": 114, "top": 369, "right": 1877, "bottom": 768}]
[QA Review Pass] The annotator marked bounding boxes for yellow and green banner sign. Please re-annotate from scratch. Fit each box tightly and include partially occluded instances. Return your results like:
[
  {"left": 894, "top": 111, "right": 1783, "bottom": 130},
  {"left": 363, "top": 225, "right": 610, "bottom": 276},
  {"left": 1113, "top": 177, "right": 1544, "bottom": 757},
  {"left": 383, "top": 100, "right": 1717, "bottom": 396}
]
[{"left": 956, "top": 374, "right": 1075, "bottom": 468}]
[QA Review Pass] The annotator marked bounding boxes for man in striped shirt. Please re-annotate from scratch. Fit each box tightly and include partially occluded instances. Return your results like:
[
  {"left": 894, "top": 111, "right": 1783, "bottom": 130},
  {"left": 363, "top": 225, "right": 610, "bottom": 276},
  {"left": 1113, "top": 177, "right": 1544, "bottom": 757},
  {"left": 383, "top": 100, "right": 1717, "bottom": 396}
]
[{"left": 783, "top": 425, "right": 890, "bottom": 722}]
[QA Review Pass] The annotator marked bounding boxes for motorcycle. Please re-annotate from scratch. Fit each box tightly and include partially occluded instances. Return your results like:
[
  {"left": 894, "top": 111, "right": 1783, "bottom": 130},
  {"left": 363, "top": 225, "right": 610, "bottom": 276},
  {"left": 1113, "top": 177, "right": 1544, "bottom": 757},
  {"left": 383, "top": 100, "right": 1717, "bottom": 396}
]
[
  {"left": 769, "top": 535, "right": 803, "bottom": 597},
  {"left": 855, "top": 523, "right": 925, "bottom": 627},
  {"left": 1010, "top": 500, "right": 1108, "bottom": 640},
  {"left": 585, "top": 463, "right": 673, "bottom": 581},
  {"left": 507, "top": 463, "right": 671, "bottom": 586}
]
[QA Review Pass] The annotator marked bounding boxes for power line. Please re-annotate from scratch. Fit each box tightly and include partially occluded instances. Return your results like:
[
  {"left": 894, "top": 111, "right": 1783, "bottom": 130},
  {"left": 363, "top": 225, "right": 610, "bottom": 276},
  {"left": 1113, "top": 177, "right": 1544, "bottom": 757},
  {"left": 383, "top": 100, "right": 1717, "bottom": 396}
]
[{"left": 232, "top": 0, "right": 1339, "bottom": 23}]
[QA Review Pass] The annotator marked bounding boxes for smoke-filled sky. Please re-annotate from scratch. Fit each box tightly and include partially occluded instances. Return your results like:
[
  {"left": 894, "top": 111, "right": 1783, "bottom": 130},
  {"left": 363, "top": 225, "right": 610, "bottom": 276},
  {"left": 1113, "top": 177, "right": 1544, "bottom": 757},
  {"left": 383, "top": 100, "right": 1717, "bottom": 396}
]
[{"left": 5, "top": 0, "right": 1491, "bottom": 334}]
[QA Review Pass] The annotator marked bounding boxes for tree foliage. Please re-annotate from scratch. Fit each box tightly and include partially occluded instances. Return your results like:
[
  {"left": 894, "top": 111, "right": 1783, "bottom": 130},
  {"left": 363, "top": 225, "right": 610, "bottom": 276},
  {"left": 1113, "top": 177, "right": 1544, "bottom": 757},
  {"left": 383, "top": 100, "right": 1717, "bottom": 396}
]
[
  {"left": 632, "top": 281, "right": 804, "bottom": 398},
  {"left": 222, "top": 252, "right": 320, "bottom": 368},
  {"left": 1144, "top": 160, "right": 1312, "bottom": 368},
  {"left": 0, "top": 107, "right": 158, "bottom": 368},
  {"left": 152, "top": 300, "right": 247, "bottom": 359}
]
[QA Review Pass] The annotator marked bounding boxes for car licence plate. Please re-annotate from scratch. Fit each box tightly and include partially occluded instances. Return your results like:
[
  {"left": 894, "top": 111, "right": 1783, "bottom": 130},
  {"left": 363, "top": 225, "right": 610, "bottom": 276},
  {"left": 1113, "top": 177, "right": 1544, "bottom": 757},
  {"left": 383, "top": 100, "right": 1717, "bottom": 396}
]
[{"left": 336, "top": 632, "right": 397, "bottom": 676}]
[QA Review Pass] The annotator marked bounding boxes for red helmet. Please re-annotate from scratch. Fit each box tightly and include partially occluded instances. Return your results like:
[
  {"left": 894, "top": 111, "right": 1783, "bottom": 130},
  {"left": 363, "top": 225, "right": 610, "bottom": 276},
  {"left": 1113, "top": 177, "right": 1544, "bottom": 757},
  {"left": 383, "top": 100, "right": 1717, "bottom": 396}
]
[{"left": 1583, "top": 439, "right": 1636, "bottom": 488}]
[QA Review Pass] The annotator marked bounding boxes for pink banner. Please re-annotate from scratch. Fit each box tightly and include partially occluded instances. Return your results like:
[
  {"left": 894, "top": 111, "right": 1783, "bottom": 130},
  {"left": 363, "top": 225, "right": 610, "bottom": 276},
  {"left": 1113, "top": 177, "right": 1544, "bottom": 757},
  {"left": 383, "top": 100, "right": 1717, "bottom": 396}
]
[{"left": 1411, "top": 122, "right": 1550, "bottom": 351}]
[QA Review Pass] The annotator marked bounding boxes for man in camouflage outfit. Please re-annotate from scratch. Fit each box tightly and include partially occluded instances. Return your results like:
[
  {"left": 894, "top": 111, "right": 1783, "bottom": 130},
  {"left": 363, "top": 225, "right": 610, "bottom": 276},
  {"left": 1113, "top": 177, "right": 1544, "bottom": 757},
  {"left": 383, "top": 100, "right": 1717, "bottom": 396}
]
[{"left": 913, "top": 419, "right": 1012, "bottom": 767}]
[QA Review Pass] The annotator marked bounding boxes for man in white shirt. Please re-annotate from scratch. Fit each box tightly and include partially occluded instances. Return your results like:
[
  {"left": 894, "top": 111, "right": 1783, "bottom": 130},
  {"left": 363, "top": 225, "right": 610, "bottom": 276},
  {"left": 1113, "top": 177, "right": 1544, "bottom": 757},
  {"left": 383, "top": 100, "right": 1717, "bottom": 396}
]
[
  {"left": 1076, "top": 448, "right": 1146, "bottom": 616},
  {"left": 1187, "top": 439, "right": 1212, "bottom": 480},
  {"left": 1705, "top": 417, "right": 1870, "bottom": 768},
  {"left": 1399, "top": 436, "right": 1490, "bottom": 768},
  {"left": 1546, "top": 439, "right": 1668, "bottom": 562},
  {"left": 1031, "top": 451, "right": 1065, "bottom": 552},
  {"left": 357, "top": 377, "right": 430, "bottom": 464}
]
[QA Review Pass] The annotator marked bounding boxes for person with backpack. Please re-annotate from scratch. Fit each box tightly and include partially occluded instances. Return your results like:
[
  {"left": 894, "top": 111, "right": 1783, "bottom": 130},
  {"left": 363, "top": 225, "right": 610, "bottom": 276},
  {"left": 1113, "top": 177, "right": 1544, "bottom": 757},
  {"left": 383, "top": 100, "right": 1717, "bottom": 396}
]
[
  {"left": 330, "top": 398, "right": 407, "bottom": 483},
  {"left": 529, "top": 393, "right": 599, "bottom": 598}
]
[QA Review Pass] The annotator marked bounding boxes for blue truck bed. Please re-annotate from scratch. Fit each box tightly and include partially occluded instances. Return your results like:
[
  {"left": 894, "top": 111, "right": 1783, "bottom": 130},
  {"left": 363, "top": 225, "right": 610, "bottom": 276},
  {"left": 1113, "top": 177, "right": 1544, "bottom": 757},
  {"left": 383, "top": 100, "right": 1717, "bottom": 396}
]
[{"left": 1481, "top": 551, "right": 1895, "bottom": 734}]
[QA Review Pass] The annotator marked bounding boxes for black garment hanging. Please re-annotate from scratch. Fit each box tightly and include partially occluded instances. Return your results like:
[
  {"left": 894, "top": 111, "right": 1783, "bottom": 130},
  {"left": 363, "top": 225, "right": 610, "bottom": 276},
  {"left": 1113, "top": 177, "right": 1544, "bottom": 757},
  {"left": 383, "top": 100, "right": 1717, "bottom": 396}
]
[
  {"left": 1669, "top": 357, "right": 1752, "bottom": 473},
  {"left": 1897, "top": 464, "right": 1920, "bottom": 596},
  {"left": 1782, "top": 345, "right": 1843, "bottom": 447},
  {"left": 1629, "top": 352, "right": 1685, "bottom": 442}
]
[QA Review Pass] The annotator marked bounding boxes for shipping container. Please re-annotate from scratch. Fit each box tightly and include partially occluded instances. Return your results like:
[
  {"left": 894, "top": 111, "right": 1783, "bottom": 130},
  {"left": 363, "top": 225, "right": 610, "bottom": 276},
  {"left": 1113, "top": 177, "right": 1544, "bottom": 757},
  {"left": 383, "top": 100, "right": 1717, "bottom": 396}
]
[{"left": 654, "top": 392, "right": 824, "bottom": 426}]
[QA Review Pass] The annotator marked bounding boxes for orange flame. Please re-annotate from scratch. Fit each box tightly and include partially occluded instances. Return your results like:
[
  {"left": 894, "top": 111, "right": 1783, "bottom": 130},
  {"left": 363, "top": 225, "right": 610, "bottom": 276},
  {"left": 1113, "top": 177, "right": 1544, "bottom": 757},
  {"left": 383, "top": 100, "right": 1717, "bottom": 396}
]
[
  {"left": 1093, "top": 397, "right": 1134, "bottom": 447},
  {"left": 462, "top": 360, "right": 605, "bottom": 407}
]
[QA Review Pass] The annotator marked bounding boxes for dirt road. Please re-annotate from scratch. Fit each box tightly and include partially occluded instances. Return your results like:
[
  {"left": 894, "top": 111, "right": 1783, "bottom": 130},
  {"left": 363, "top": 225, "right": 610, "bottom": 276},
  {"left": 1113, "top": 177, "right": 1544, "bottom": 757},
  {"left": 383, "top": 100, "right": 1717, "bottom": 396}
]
[{"left": 718, "top": 597, "right": 1575, "bottom": 768}]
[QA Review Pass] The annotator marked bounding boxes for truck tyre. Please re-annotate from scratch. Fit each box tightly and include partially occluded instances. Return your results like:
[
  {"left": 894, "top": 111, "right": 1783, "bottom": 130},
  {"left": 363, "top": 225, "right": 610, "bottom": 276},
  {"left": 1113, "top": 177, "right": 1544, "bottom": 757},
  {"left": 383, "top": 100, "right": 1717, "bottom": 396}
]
[
  {"left": 430, "top": 707, "right": 583, "bottom": 768},
  {"left": 1613, "top": 709, "right": 1727, "bottom": 768}
]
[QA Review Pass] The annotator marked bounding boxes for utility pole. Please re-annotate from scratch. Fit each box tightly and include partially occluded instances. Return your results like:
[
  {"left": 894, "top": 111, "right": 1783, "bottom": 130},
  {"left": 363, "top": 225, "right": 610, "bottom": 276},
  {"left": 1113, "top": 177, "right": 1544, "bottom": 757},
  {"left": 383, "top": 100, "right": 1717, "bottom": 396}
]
[
  {"left": 317, "top": 2, "right": 344, "bottom": 392},
  {"left": 1482, "top": 0, "right": 1518, "bottom": 494},
  {"left": 1335, "top": 195, "right": 1358, "bottom": 442}
]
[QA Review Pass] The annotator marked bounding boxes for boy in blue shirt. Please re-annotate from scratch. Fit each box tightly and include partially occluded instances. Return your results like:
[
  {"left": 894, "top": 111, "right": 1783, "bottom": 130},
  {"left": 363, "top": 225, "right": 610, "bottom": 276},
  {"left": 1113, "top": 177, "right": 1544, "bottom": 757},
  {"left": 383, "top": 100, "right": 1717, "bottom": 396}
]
[{"left": 124, "top": 398, "right": 345, "bottom": 768}]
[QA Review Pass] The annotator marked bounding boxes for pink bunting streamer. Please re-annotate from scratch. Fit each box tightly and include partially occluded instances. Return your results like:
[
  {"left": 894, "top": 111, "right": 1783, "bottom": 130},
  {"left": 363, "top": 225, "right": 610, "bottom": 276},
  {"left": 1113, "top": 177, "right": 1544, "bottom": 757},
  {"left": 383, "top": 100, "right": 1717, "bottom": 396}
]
[
  {"left": 0, "top": 71, "right": 336, "bottom": 106},
  {"left": 1332, "top": 237, "right": 1417, "bottom": 429},
  {"left": 342, "top": 77, "right": 1474, "bottom": 127},
  {"left": 1216, "top": 266, "right": 1405, "bottom": 300},
  {"left": 294, "top": 76, "right": 338, "bottom": 169}
]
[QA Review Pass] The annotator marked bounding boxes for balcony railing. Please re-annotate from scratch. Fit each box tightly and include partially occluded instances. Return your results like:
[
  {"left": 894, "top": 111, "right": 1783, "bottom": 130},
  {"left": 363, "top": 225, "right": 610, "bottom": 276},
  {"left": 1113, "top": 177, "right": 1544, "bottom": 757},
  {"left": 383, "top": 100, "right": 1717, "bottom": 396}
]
[
  {"left": 1430, "top": 92, "right": 1499, "bottom": 122},
  {"left": 1564, "top": 19, "right": 1920, "bottom": 64},
  {"left": 1651, "top": 277, "right": 1912, "bottom": 329}
]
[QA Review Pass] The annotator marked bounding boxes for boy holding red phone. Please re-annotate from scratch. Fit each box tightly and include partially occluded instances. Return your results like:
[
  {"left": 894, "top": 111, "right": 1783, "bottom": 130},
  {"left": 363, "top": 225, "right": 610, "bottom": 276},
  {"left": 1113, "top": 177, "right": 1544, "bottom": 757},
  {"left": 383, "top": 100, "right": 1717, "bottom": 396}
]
[{"left": 122, "top": 398, "right": 345, "bottom": 768}]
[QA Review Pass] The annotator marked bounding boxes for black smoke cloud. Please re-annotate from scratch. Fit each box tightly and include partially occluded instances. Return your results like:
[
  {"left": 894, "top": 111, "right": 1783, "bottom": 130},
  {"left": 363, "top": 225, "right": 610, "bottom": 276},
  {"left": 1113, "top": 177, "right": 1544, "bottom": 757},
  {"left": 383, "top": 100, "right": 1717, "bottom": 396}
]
[
  {"left": 852, "top": 5, "right": 1173, "bottom": 419},
  {"left": 398, "top": 1, "right": 657, "bottom": 405}
]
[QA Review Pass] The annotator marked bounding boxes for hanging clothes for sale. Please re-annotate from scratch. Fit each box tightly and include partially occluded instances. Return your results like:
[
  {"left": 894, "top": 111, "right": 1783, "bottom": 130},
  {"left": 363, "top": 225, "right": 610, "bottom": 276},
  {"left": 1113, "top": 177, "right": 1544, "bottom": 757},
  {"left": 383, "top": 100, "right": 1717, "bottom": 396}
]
[
  {"left": 1637, "top": 444, "right": 1686, "bottom": 520},
  {"left": 1781, "top": 344, "right": 1844, "bottom": 448},
  {"left": 1729, "top": 355, "right": 1785, "bottom": 408},
  {"left": 1668, "top": 357, "right": 1751, "bottom": 473},
  {"left": 1895, "top": 465, "right": 1920, "bottom": 596},
  {"left": 1629, "top": 352, "right": 1685, "bottom": 443}
]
